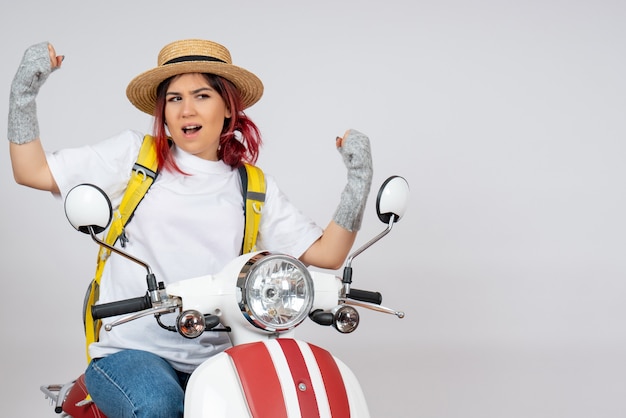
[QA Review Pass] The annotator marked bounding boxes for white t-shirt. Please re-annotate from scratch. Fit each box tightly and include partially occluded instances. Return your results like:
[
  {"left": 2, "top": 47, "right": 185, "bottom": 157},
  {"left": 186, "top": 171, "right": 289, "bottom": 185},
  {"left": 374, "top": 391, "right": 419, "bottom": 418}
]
[{"left": 47, "top": 129, "right": 323, "bottom": 372}]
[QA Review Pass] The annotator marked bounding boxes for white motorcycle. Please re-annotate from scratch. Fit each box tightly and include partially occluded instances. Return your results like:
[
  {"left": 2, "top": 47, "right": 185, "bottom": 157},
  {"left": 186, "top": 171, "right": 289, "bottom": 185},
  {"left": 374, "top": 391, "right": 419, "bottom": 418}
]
[{"left": 41, "top": 175, "right": 409, "bottom": 418}]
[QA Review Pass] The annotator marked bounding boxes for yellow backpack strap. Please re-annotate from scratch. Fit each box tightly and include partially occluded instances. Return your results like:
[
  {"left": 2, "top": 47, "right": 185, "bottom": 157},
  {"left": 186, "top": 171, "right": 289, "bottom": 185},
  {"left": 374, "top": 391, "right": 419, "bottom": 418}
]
[
  {"left": 84, "top": 135, "right": 159, "bottom": 362},
  {"left": 239, "top": 163, "right": 265, "bottom": 254}
]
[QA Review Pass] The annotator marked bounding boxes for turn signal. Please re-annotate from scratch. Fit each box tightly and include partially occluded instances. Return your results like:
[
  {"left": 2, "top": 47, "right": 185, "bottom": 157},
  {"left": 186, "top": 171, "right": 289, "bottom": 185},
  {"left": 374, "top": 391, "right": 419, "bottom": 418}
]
[
  {"left": 333, "top": 305, "right": 360, "bottom": 333},
  {"left": 177, "top": 310, "right": 206, "bottom": 338}
]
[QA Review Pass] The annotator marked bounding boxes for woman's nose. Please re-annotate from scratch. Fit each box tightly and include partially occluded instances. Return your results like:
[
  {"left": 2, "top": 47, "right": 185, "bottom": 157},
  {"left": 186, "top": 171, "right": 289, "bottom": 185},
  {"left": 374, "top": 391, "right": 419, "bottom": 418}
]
[{"left": 181, "top": 99, "right": 196, "bottom": 116}]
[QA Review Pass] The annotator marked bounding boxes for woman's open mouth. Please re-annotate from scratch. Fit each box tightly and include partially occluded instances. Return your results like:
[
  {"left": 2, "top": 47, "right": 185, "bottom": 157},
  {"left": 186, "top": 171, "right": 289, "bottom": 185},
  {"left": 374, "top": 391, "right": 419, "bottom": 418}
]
[{"left": 182, "top": 125, "right": 202, "bottom": 134}]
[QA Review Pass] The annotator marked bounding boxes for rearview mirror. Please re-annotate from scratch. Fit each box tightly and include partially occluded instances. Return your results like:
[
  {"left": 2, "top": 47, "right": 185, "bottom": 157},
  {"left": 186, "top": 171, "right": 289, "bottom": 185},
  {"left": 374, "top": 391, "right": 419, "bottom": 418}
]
[
  {"left": 64, "top": 184, "right": 113, "bottom": 234},
  {"left": 376, "top": 176, "right": 409, "bottom": 224}
]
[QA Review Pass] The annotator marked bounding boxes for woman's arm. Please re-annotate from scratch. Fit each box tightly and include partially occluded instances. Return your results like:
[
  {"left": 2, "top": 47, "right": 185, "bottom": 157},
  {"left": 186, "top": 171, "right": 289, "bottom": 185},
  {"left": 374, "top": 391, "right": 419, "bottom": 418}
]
[
  {"left": 7, "top": 42, "right": 63, "bottom": 193},
  {"left": 299, "top": 221, "right": 357, "bottom": 270},
  {"left": 299, "top": 129, "right": 373, "bottom": 270},
  {"left": 10, "top": 140, "right": 58, "bottom": 193}
]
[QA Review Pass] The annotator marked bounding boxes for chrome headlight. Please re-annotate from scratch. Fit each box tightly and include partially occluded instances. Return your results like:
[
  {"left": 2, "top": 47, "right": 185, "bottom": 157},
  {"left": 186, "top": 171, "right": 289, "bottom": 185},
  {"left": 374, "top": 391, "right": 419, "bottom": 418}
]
[{"left": 237, "top": 252, "right": 314, "bottom": 332}]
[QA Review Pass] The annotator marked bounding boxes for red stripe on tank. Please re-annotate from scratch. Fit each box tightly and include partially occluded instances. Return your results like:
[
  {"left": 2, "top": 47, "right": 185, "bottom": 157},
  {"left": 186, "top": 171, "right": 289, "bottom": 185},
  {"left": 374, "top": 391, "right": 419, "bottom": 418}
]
[
  {"left": 309, "top": 343, "right": 351, "bottom": 417},
  {"left": 277, "top": 338, "right": 321, "bottom": 417},
  {"left": 227, "top": 342, "right": 288, "bottom": 418}
]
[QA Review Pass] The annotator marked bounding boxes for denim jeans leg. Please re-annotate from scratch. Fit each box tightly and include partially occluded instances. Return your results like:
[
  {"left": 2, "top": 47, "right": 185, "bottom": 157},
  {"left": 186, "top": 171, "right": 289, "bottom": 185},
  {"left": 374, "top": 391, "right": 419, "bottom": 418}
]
[{"left": 85, "top": 349, "right": 185, "bottom": 418}]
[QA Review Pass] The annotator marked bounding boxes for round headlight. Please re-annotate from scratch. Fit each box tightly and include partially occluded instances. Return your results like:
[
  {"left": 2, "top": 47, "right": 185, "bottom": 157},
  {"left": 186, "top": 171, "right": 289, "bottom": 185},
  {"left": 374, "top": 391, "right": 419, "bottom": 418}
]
[{"left": 238, "top": 252, "right": 314, "bottom": 332}]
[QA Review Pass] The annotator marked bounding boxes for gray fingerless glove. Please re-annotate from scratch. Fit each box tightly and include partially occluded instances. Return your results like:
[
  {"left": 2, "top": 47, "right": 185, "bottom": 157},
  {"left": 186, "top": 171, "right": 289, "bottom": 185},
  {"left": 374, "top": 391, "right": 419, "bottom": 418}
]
[
  {"left": 8, "top": 42, "right": 55, "bottom": 144},
  {"left": 333, "top": 129, "right": 374, "bottom": 231}
]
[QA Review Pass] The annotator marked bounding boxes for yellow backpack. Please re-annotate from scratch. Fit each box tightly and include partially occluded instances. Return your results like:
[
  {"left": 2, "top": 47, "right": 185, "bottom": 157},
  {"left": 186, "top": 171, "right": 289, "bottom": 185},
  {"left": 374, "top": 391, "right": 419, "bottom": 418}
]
[{"left": 82, "top": 134, "right": 266, "bottom": 361}]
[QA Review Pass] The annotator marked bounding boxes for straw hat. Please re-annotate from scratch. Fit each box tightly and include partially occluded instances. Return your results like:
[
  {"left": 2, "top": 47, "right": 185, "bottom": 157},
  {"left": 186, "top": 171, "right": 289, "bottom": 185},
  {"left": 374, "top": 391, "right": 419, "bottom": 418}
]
[{"left": 126, "top": 39, "right": 264, "bottom": 115}]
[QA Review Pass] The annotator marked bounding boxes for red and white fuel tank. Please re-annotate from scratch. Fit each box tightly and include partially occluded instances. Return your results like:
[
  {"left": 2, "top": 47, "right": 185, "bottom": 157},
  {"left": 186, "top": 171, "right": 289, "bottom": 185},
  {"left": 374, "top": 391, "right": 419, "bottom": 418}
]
[{"left": 184, "top": 338, "right": 370, "bottom": 418}]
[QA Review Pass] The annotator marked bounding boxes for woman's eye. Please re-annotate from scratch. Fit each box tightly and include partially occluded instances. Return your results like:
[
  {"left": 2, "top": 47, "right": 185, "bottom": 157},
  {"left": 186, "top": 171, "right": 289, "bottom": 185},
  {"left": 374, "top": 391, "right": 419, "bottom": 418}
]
[{"left": 167, "top": 96, "right": 181, "bottom": 102}]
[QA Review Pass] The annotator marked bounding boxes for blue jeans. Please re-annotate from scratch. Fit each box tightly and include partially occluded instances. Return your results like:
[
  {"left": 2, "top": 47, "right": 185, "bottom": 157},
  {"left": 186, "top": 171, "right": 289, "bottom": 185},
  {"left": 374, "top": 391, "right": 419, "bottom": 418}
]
[{"left": 85, "top": 350, "right": 190, "bottom": 418}]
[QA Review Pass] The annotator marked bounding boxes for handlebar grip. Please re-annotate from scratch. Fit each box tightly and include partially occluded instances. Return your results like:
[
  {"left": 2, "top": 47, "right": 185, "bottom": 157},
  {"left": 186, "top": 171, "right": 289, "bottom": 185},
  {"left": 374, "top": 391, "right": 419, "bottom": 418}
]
[
  {"left": 348, "top": 288, "right": 382, "bottom": 305},
  {"left": 91, "top": 294, "right": 152, "bottom": 320}
]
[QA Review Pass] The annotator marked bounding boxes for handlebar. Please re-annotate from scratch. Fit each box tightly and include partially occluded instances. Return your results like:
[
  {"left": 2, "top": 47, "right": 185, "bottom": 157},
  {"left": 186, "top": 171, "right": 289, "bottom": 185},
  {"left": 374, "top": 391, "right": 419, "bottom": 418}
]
[
  {"left": 91, "top": 294, "right": 152, "bottom": 320},
  {"left": 92, "top": 288, "right": 386, "bottom": 323}
]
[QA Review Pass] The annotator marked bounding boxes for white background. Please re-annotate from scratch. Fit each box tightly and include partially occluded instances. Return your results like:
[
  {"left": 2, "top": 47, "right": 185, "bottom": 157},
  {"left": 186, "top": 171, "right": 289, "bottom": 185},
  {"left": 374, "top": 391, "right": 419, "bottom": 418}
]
[{"left": 1, "top": 1, "right": 626, "bottom": 417}]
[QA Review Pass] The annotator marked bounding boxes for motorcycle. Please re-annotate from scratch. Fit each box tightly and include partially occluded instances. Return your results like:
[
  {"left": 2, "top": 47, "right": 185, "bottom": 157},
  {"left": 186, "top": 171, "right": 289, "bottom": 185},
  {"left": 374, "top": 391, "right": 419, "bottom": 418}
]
[{"left": 41, "top": 174, "right": 409, "bottom": 417}]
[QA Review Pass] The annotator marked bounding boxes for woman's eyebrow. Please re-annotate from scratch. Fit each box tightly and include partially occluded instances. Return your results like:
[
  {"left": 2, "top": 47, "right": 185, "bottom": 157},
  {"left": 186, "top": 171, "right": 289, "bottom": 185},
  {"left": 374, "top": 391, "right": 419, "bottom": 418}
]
[{"left": 166, "top": 87, "right": 214, "bottom": 96}]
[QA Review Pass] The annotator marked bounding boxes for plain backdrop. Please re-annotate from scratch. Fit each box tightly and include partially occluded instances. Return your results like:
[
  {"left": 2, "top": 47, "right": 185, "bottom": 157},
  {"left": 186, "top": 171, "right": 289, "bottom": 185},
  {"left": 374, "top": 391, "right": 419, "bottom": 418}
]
[{"left": 1, "top": 1, "right": 626, "bottom": 417}]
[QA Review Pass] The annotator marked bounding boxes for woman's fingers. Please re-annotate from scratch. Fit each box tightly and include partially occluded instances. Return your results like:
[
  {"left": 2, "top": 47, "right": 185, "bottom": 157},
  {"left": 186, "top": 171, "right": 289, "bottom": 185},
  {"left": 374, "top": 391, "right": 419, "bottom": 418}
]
[{"left": 47, "top": 43, "right": 64, "bottom": 68}]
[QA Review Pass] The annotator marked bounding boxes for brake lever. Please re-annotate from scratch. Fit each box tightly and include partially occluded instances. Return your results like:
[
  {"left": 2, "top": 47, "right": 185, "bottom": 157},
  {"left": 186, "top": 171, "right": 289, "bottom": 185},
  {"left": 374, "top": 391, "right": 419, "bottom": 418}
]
[
  {"left": 339, "top": 298, "right": 405, "bottom": 318},
  {"left": 103, "top": 298, "right": 182, "bottom": 331}
]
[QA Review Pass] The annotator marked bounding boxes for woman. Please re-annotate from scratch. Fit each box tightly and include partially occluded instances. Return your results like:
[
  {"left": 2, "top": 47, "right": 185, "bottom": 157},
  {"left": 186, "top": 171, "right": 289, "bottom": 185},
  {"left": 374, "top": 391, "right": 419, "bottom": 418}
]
[{"left": 8, "top": 39, "right": 372, "bottom": 417}]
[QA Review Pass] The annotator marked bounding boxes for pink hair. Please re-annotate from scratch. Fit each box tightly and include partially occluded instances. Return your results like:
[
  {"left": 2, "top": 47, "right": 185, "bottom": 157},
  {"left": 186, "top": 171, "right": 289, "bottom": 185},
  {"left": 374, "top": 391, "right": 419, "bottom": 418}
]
[{"left": 152, "top": 73, "right": 263, "bottom": 173}]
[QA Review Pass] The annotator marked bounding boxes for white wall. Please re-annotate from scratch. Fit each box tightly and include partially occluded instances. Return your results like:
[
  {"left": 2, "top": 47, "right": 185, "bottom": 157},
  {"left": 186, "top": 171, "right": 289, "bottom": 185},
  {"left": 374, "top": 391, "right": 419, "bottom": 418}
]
[{"left": 1, "top": 1, "right": 625, "bottom": 417}]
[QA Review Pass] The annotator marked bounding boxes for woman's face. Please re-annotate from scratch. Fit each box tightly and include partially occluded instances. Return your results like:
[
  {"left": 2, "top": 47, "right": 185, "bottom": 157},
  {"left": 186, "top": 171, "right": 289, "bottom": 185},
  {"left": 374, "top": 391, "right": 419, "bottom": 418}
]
[{"left": 164, "top": 73, "right": 231, "bottom": 160}]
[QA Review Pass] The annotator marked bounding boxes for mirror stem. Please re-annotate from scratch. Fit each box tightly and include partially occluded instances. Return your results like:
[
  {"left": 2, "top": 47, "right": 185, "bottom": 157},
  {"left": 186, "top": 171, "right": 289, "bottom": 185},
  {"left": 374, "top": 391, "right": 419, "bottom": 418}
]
[
  {"left": 88, "top": 227, "right": 161, "bottom": 301},
  {"left": 342, "top": 217, "right": 396, "bottom": 295}
]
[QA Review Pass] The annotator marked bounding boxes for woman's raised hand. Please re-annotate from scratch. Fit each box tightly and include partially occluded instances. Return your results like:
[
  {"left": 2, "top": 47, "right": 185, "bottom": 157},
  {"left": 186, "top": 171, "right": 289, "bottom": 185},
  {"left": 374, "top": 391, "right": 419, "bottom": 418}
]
[{"left": 8, "top": 41, "right": 60, "bottom": 145}]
